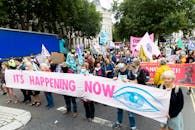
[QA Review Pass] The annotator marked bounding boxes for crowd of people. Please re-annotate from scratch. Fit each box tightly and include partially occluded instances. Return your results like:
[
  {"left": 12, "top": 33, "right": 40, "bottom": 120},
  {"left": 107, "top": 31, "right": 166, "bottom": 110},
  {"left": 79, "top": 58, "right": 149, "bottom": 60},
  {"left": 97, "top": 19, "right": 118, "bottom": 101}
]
[{"left": 0, "top": 43, "right": 194, "bottom": 130}]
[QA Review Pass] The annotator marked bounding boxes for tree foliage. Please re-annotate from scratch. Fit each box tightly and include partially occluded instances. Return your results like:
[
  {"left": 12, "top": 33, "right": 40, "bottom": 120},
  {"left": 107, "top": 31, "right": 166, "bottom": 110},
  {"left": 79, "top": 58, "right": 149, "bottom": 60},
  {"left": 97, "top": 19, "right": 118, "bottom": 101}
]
[
  {"left": 0, "top": 0, "right": 102, "bottom": 39},
  {"left": 113, "top": 0, "right": 195, "bottom": 40}
]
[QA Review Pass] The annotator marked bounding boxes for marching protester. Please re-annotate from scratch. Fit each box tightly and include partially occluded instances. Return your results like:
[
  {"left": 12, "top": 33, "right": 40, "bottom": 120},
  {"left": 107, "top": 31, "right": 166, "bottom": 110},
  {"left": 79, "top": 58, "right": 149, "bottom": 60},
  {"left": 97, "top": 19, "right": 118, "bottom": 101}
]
[
  {"left": 24, "top": 61, "right": 41, "bottom": 107},
  {"left": 40, "top": 63, "right": 54, "bottom": 109},
  {"left": 154, "top": 58, "right": 171, "bottom": 87},
  {"left": 112, "top": 60, "right": 138, "bottom": 130},
  {"left": 80, "top": 63, "right": 95, "bottom": 121},
  {"left": 185, "top": 51, "right": 195, "bottom": 95},
  {"left": 61, "top": 62, "right": 78, "bottom": 118},
  {"left": 15, "top": 58, "right": 32, "bottom": 103},
  {"left": 1, "top": 62, "right": 19, "bottom": 103},
  {"left": 159, "top": 70, "right": 184, "bottom": 130}
]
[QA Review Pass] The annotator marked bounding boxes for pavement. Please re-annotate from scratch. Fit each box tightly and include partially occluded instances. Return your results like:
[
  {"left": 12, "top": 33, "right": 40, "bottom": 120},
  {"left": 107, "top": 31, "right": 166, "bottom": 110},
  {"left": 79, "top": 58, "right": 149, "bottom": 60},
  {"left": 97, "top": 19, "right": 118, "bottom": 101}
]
[
  {"left": 0, "top": 87, "right": 194, "bottom": 130},
  {"left": 0, "top": 106, "right": 31, "bottom": 130}
]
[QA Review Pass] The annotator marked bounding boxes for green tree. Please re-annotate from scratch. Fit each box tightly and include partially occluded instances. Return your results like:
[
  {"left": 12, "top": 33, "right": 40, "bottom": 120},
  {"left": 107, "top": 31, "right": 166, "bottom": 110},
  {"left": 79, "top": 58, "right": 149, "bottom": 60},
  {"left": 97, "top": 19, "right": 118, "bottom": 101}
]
[
  {"left": 113, "top": 0, "right": 195, "bottom": 40},
  {"left": 0, "top": 0, "right": 102, "bottom": 42},
  {"left": 0, "top": 0, "right": 8, "bottom": 26}
]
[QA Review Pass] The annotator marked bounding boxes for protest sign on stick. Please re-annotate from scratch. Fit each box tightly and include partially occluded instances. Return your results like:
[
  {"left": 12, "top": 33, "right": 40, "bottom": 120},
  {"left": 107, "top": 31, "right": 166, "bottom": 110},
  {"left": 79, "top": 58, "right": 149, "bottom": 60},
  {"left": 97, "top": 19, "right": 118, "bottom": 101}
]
[{"left": 50, "top": 52, "right": 65, "bottom": 64}]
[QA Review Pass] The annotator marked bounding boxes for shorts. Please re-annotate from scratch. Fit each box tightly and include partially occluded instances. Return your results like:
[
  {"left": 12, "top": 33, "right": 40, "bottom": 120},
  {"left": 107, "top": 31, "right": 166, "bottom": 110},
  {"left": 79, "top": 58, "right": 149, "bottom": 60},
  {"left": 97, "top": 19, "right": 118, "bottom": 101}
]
[{"left": 160, "top": 112, "right": 184, "bottom": 130}]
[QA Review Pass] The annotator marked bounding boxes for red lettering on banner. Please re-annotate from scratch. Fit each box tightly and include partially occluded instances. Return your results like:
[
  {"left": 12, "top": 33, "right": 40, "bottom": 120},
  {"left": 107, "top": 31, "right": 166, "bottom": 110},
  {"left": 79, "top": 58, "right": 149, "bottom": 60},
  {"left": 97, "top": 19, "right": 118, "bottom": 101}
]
[
  {"left": 84, "top": 81, "right": 115, "bottom": 98},
  {"left": 29, "top": 76, "right": 35, "bottom": 85},
  {"left": 35, "top": 76, "right": 40, "bottom": 86},
  {"left": 13, "top": 74, "right": 24, "bottom": 84},
  {"left": 93, "top": 82, "right": 101, "bottom": 95},
  {"left": 45, "top": 78, "right": 50, "bottom": 86},
  {"left": 29, "top": 76, "right": 76, "bottom": 91},
  {"left": 69, "top": 80, "right": 76, "bottom": 91}
]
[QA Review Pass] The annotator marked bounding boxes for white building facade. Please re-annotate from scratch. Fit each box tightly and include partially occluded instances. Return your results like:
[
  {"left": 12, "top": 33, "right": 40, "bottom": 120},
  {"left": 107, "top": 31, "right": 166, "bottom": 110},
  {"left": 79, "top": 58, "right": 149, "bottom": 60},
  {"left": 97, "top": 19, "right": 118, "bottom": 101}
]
[{"left": 93, "top": 0, "right": 113, "bottom": 43}]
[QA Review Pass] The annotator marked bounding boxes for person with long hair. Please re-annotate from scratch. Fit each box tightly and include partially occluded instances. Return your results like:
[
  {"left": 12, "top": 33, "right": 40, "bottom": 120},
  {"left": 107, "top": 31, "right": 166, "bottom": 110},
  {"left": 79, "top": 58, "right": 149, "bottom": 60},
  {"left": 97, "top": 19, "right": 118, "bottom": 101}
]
[{"left": 1, "top": 62, "right": 19, "bottom": 103}]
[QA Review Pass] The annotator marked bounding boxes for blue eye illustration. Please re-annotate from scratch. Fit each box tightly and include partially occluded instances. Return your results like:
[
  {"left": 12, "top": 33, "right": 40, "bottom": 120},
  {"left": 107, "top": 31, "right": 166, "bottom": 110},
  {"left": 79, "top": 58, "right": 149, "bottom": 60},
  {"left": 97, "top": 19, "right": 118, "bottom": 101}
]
[{"left": 113, "top": 86, "right": 162, "bottom": 112}]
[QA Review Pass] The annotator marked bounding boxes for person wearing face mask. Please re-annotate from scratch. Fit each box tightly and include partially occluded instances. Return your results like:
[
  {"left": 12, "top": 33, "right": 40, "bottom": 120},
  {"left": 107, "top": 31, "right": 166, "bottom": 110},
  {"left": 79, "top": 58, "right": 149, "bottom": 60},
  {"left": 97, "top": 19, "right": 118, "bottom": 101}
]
[
  {"left": 112, "top": 60, "right": 138, "bottom": 130},
  {"left": 80, "top": 63, "right": 95, "bottom": 121}
]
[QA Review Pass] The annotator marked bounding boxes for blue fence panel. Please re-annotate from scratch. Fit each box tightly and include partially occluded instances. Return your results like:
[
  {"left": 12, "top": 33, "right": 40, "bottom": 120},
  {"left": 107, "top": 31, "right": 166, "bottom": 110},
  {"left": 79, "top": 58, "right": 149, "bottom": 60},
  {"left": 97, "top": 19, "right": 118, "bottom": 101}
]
[{"left": 0, "top": 28, "right": 59, "bottom": 58}]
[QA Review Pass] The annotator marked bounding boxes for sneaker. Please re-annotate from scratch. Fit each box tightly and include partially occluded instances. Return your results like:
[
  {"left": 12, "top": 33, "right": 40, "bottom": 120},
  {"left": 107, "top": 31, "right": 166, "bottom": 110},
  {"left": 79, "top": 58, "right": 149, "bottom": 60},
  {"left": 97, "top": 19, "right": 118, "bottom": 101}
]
[
  {"left": 112, "top": 122, "right": 121, "bottom": 128},
  {"left": 130, "top": 128, "right": 139, "bottom": 130},
  {"left": 72, "top": 112, "right": 78, "bottom": 118}
]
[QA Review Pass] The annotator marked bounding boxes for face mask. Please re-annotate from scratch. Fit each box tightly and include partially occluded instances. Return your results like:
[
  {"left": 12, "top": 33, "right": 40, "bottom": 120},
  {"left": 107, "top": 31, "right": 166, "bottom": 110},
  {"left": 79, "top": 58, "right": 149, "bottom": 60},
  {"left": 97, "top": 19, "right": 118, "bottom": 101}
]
[
  {"left": 118, "top": 63, "right": 125, "bottom": 69},
  {"left": 81, "top": 69, "right": 87, "bottom": 74}
]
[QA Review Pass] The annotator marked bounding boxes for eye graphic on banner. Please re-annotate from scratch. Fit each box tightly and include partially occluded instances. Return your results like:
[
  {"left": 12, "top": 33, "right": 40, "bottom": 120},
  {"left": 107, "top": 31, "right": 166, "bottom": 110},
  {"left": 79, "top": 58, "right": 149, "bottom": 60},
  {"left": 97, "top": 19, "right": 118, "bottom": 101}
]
[{"left": 113, "top": 86, "right": 161, "bottom": 112}]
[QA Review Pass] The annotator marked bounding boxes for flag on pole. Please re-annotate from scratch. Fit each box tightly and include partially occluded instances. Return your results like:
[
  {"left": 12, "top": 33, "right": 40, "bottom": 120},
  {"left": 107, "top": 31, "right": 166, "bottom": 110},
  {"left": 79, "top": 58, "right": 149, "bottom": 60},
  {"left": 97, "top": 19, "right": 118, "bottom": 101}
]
[
  {"left": 136, "top": 32, "right": 160, "bottom": 60},
  {"left": 41, "top": 44, "right": 51, "bottom": 57},
  {"left": 177, "top": 38, "right": 185, "bottom": 50},
  {"left": 138, "top": 45, "right": 148, "bottom": 62}
]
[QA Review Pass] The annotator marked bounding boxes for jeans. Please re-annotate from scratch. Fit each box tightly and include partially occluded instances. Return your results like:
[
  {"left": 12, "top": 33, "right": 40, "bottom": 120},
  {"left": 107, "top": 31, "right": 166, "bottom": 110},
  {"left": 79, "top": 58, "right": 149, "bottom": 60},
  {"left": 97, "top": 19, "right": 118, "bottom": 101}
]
[
  {"left": 83, "top": 101, "right": 95, "bottom": 118},
  {"left": 45, "top": 92, "right": 54, "bottom": 108},
  {"left": 117, "top": 109, "right": 136, "bottom": 128},
  {"left": 64, "top": 96, "right": 77, "bottom": 112}
]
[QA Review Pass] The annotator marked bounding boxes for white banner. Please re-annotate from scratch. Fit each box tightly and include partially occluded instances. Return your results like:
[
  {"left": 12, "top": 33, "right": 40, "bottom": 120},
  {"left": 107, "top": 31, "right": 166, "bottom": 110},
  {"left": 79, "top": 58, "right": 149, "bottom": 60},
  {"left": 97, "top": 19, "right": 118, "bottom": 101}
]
[{"left": 5, "top": 70, "right": 171, "bottom": 123}]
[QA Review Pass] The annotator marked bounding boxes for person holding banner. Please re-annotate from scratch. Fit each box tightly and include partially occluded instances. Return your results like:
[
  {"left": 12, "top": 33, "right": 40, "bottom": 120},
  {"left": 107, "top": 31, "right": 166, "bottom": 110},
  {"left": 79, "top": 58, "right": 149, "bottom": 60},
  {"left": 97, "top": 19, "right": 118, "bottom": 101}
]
[
  {"left": 80, "top": 63, "right": 95, "bottom": 121},
  {"left": 1, "top": 62, "right": 19, "bottom": 103},
  {"left": 154, "top": 59, "right": 171, "bottom": 86},
  {"left": 159, "top": 70, "right": 184, "bottom": 130},
  {"left": 61, "top": 62, "right": 78, "bottom": 118},
  {"left": 112, "top": 60, "right": 138, "bottom": 130},
  {"left": 15, "top": 58, "right": 32, "bottom": 103},
  {"left": 40, "top": 63, "right": 54, "bottom": 109},
  {"left": 25, "top": 61, "right": 41, "bottom": 107}
]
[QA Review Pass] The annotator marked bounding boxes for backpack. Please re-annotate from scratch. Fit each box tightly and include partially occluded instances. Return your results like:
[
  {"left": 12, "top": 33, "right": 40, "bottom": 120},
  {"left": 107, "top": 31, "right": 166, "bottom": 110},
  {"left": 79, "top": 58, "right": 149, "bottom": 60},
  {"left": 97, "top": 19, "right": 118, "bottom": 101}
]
[{"left": 137, "top": 68, "right": 150, "bottom": 85}]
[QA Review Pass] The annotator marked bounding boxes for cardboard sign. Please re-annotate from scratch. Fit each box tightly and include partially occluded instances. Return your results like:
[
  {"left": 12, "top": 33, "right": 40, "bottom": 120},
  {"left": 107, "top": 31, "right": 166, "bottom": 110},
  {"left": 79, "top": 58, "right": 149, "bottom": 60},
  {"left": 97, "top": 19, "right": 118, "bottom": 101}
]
[{"left": 50, "top": 52, "right": 65, "bottom": 64}]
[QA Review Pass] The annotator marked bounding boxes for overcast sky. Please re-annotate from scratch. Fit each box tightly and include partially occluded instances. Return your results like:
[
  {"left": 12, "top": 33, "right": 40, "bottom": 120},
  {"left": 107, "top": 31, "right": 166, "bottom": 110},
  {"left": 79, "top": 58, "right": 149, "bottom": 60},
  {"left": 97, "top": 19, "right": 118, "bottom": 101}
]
[{"left": 90, "top": 0, "right": 123, "bottom": 10}]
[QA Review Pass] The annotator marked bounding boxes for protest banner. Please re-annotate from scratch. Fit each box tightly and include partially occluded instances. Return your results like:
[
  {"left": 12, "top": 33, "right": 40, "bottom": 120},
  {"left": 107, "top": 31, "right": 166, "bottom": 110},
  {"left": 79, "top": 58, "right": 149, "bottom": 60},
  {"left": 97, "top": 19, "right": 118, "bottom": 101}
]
[
  {"left": 50, "top": 52, "right": 65, "bottom": 64},
  {"left": 130, "top": 33, "right": 154, "bottom": 56},
  {"left": 141, "top": 63, "right": 195, "bottom": 87},
  {"left": 136, "top": 33, "right": 160, "bottom": 60},
  {"left": 5, "top": 70, "right": 171, "bottom": 123}
]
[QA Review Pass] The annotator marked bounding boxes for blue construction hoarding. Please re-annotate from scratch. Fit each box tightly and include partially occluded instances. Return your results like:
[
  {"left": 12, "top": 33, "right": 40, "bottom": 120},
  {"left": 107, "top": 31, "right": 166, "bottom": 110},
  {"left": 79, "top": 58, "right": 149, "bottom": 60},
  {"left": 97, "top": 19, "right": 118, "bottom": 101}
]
[{"left": 0, "top": 28, "right": 59, "bottom": 58}]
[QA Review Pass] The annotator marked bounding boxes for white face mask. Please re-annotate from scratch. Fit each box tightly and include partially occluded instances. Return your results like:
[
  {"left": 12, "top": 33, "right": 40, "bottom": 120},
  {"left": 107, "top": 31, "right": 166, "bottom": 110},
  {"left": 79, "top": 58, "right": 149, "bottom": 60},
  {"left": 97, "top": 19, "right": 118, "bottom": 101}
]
[
  {"left": 81, "top": 69, "right": 87, "bottom": 74},
  {"left": 118, "top": 63, "right": 125, "bottom": 69}
]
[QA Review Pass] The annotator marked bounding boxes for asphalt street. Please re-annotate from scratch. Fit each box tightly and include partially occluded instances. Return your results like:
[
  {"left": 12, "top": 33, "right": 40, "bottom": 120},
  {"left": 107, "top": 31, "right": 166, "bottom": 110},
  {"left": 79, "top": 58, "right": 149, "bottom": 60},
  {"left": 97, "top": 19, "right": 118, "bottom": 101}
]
[{"left": 0, "top": 87, "right": 194, "bottom": 130}]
